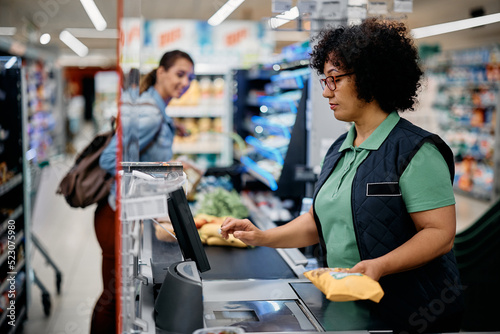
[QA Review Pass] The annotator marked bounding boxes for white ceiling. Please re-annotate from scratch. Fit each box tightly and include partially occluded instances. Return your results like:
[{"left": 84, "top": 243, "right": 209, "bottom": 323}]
[{"left": 0, "top": 0, "right": 499, "bottom": 66}]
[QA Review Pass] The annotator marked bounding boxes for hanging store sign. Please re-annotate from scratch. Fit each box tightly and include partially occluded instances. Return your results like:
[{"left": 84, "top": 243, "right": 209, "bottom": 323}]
[
  {"left": 125, "top": 19, "right": 274, "bottom": 69},
  {"left": 120, "top": 17, "right": 142, "bottom": 68}
]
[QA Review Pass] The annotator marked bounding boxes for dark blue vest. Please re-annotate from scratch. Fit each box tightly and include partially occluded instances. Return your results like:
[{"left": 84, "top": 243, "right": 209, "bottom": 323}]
[{"left": 312, "top": 117, "right": 464, "bottom": 331}]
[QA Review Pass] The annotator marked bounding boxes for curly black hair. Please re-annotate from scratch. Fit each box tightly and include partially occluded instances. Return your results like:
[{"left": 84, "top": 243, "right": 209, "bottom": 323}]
[{"left": 310, "top": 18, "right": 423, "bottom": 113}]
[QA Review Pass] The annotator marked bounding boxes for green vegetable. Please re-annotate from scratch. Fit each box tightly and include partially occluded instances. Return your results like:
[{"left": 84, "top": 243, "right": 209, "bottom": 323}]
[{"left": 196, "top": 188, "right": 249, "bottom": 219}]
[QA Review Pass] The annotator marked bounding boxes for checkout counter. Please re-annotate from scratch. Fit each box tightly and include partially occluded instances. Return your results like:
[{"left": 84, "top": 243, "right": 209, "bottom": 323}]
[{"left": 119, "top": 163, "right": 389, "bottom": 334}]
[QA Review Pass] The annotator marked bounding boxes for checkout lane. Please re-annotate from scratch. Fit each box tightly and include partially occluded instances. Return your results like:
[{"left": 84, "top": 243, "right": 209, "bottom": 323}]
[
  {"left": 122, "top": 164, "right": 387, "bottom": 333},
  {"left": 140, "top": 209, "right": 386, "bottom": 333}
]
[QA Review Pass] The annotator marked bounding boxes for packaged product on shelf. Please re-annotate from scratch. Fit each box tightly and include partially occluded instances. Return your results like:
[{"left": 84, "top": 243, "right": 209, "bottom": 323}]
[
  {"left": 212, "top": 118, "right": 223, "bottom": 133},
  {"left": 199, "top": 77, "right": 213, "bottom": 103},
  {"left": 183, "top": 118, "right": 199, "bottom": 142},
  {"left": 212, "top": 77, "right": 225, "bottom": 103}
]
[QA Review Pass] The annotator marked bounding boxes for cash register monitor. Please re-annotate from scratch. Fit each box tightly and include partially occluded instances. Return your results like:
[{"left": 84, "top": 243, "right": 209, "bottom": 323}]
[
  {"left": 156, "top": 187, "right": 208, "bottom": 333},
  {"left": 167, "top": 187, "right": 211, "bottom": 273}
]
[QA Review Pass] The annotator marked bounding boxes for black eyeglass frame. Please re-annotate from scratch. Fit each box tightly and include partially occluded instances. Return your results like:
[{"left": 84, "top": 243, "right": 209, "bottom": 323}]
[{"left": 319, "top": 72, "right": 354, "bottom": 91}]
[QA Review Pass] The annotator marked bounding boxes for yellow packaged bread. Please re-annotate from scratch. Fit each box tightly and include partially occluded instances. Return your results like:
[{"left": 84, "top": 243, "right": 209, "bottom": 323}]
[
  {"left": 198, "top": 222, "right": 247, "bottom": 248},
  {"left": 154, "top": 222, "right": 176, "bottom": 242},
  {"left": 304, "top": 268, "right": 384, "bottom": 303}
]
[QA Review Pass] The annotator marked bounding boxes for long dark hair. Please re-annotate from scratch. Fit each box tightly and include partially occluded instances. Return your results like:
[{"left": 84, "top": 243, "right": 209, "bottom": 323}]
[{"left": 139, "top": 50, "right": 194, "bottom": 94}]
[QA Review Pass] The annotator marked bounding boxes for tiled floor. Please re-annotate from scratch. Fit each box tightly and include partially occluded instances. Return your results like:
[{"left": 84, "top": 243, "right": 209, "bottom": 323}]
[{"left": 20, "top": 159, "right": 494, "bottom": 334}]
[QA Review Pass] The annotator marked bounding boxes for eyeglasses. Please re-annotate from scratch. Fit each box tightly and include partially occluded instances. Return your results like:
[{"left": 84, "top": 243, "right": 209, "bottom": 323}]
[{"left": 319, "top": 72, "right": 354, "bottom": 91}]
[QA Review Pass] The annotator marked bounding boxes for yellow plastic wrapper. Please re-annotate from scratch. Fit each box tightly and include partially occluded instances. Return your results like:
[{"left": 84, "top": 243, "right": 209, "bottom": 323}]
[{"left": 304, "top": 268, "right": 384, "bottom": 303}]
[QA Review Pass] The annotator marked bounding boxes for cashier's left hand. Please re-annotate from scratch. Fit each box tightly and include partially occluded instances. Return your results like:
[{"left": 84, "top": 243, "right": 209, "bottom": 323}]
[{"left": 348, "top": 259, "right": 384, "bottom": 281}]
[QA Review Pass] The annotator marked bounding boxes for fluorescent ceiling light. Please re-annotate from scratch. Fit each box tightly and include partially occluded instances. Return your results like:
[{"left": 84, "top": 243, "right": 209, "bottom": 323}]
[
  {"left": 59, "top": 30, "right": 89, "bottom": 57},
  {"left": 80, "top": 0, "right": 107, "bottom": 31},
  {"left": 40, "top": 33, "right": 51, "bottom": 45},
  {"left": 269, "top": 6, "right": 300, "bottom": 29},
  {"left": 4, "top": 57, "right": 18, "bottom": 69},
  {"left": 0, "top": 27, "right": 17, "bottom": 36},
  {"left": 411, "top": 12, "right": 500, "bottom": 39},
  {"left": 66, "top": 28, "right": 118, "bottom": 39},
  {"left": 208, "top": 0, "right": 245, "bottom": 26}
]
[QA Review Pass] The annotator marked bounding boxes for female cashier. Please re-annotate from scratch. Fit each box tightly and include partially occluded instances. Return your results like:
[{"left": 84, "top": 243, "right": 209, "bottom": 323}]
[
  {"left": 221, "top": 19, "right": 464, "bottom": 333},
  {"left": 91, "top": 50, "right": 195, "bottom": 334}
]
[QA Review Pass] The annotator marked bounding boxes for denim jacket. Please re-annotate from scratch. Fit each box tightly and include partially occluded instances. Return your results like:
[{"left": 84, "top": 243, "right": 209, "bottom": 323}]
[{"left": 99, "top": 86, "right": 176, "bottom": 209}]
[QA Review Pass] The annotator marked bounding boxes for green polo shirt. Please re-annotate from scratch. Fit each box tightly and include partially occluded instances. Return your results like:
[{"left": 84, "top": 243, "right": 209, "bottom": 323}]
[{"left": 314, "top": 112, "right": 455, "bottom": 269}]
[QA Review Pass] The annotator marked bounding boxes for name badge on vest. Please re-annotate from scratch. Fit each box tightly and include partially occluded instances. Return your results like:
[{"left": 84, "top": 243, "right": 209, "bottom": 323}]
[{"left": 366, "top": 182, "right": 401, "bottom": 196}]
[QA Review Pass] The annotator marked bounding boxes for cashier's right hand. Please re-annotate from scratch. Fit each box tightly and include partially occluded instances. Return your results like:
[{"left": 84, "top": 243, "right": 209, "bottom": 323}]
[{"left": 220, "top": 217, "right": 263, "bottom": 247}]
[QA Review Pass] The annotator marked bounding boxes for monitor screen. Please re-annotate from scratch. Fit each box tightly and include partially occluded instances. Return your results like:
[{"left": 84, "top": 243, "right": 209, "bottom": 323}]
[{"left": 168, "top": 188, "right": 211, "bottom": 273}]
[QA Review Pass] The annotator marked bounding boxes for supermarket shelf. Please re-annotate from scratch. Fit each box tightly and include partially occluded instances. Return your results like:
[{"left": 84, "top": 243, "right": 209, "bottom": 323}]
[
  {"left": 172, "top": 141, "right": 224, "bottom": 154},
  {"left": 0, "top": 174, "right": 23, "bottom": 197},
  {"left": 2, "top": 297, "right": 26, "bottom": 334},
  {"left": 0, "top": 206, "right": 23, "bottom": 236},
  {"left": 245, "top": 136, "right": 285, "bottom": 165},
  {"left": 0, "top": 259, "right": 26, "bottom": 294},
  {"left": 240, "top": 156, "right": 278, "bottom": 191},
  {"left": 427, "top": 46, "right": 500, "bottom": 202},
  {"left": 166, "top": 105, "right": 227, "bottom": 118},
  {"left": 251, "top": 116, "right": 291, "bottom": 139},
  {"left": 0, "top": 230, "right": 24, "bottom": 267},
  {"left": 453, "top": 187, "right": 492, "bottom": 202}
]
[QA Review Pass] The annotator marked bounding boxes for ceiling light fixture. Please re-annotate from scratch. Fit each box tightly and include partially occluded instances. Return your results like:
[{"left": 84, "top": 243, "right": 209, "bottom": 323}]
[
  {"left": 208, "top": 0, "right": 245, "bottom": 26},
  {"left": 40, "top": 33, "right": 51, "bottom": 45},
  {"left": 0, "top": 27, "right": 17, "bottom": 36},
  {"left": 269, "top": 6, "right": 300, "bottom": 29},
  {"left": 59, "top": 30, "right": 89, "bottom": 57},
  {"left": 80, "top": 0, "right": 107, "bottom": 31},
  {"left": 411, "top": 12, "right": 500, "bottom": 39},
  {"left": 4, "top": 57, "right": 18, "bottom": 69}
]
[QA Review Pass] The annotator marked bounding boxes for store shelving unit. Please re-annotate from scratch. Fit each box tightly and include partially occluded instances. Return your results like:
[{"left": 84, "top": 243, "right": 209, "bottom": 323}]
[
  {"left": 167, "top": 68, "right": 233, "bottom": 169},
  {"left": 233, "top": 58, "right": 310, "bottom": 197},
  {"left": 0, "top": 57, "right": 31, "bottom": 333},
  {"left": 25, "top": 60, "right": 60, "bottom": 164},
  {"left": 426, "top": 46, "right": 500, "bottom": 201}
]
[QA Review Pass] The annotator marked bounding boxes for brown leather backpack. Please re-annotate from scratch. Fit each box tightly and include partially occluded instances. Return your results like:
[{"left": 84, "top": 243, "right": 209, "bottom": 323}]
[{"left": 56, "top": 130, "right": 115, "bottom": 208}]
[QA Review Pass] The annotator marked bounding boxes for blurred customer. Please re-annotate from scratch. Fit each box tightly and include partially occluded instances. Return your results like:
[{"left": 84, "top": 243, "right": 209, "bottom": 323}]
[{"left": 90, "top": 50, "right": 195, "bottom": 334}]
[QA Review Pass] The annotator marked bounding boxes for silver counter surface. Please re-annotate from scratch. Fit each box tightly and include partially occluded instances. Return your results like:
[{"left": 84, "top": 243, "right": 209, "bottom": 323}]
[{"left": 139, "top": 222, "right": 390, "bottom": 334}]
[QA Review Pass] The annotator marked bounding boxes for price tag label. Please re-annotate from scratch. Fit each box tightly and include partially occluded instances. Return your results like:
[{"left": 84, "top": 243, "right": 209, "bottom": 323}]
[
  {"left": 368, "top": 2, "right": 388, "bottom": 15},
  {"left": 348, "top": 6, "right": 367, "bottom": 20},
  {"left": 122, "top": 194, "right": 168, "bottom": 220},
  {"left": 272, "top": 0, "right": 293, "bottom": 13},
  {"left": 348, "top": 0, "right": 367, "bottom": 6},
  {"left": 394, "top": 0, "right": 413, "bottom": 13},
  {"left": 297, "top": 0, "right": 317, "bottom": 14}
]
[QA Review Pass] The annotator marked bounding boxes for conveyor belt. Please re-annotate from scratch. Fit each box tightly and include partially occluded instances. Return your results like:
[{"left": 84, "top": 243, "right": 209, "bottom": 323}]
[
  {"left": 150, "top": 230, "right": 296, "bottom": 284},
  {"left": 201, "top": 245, "right": 296, "bottom": 280}
]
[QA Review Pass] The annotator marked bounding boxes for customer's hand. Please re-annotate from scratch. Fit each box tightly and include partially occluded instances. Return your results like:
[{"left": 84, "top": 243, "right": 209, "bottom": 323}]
[
  {"left": 349, "top": 259, "right": 385, "bottom": 281},
  {"left": 220, "top": 217, "right": 263, "bottom": 246}
]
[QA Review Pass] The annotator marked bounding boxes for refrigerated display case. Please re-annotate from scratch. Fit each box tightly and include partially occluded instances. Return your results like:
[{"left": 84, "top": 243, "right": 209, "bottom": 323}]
[{"left": 233, "top": 54, "right": 310, "bottom": 198}]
